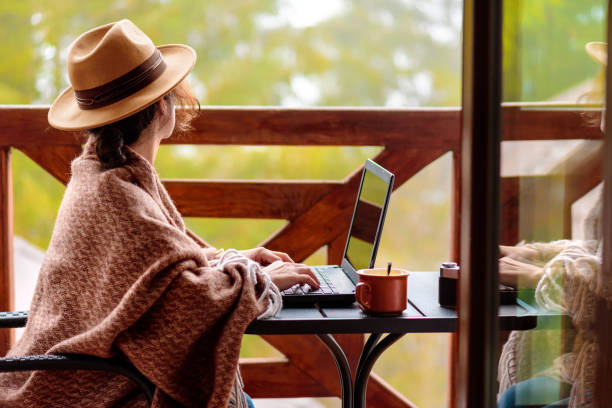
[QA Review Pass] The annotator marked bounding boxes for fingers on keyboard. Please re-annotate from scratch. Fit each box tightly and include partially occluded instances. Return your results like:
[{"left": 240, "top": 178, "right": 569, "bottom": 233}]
[{"left": 282, "top": 282, "right": 337, "bottom": 295}]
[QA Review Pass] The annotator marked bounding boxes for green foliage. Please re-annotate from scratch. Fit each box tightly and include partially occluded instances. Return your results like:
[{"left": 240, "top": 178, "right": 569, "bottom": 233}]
[
  {"left": 1, "top": 0, "right": 462, "bottom": 106},
  {"left": 503, "top": 0, "right": 606, "bottom": 101},
  {"left": 12, "top": 150, "right": 64, "bottom": 249}
]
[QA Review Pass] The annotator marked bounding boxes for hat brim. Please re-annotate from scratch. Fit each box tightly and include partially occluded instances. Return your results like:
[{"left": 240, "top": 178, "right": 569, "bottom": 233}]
[
  {"left": 586, "top": 42, "right": 607, "bottom": 66},
  {"left": 48, "top": 44, "right": 196, "bottom": 131}
]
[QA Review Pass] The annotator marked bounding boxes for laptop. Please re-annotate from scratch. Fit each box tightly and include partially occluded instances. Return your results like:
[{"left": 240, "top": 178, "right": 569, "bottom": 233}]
[{"left": 282, "top": 159, "right": 395, "bottom": 306}]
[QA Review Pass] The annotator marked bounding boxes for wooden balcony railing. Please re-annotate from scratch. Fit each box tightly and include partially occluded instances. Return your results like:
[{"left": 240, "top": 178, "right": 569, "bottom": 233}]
[{"left": 0, "top": 104, "right": 603, "bottom": 407}]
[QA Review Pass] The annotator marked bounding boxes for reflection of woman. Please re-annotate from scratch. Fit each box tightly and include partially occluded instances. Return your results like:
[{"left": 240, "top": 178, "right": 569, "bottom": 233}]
[
  {"left": 0, "top": 20, "right": 318, "bottom": 407},
  {"left": 497, "top": 42, "right": 610, "bottom": 408}
]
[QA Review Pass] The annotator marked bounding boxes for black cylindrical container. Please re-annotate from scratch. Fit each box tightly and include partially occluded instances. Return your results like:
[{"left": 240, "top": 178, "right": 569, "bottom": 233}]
[{"left": 438, "top": 262, "right": 459, "bottom": 308}]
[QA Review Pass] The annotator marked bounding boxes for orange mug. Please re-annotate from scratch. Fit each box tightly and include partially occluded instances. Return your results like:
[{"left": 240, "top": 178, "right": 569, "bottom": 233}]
[{"left": 355, "top": 268, "right": 409, "bottom": 315}]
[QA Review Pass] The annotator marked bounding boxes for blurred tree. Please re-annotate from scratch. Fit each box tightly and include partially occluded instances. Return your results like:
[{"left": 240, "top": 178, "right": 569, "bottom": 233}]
[
  {"left": 503, "top": 0, "right": 606, "bottom": 101},
  {"left": 1, "top": 0, "right": 462, "bottom": 107}
]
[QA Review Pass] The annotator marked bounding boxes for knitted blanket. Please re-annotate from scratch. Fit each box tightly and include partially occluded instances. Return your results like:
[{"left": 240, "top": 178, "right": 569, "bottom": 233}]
[{"left": 0, "top": 141, "right": 271, "bottom": 407}]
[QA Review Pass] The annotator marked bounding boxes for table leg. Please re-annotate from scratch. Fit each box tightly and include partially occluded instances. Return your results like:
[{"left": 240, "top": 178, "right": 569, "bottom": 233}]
[
  {"left": 354, "top": 333, "right": 405, "bottom": 408},
  {"left": 355, "top": 333, "right": 381, "bottom": 384},
  {"left": 316, "top": 334, "right": 353, "bottom": 408}
]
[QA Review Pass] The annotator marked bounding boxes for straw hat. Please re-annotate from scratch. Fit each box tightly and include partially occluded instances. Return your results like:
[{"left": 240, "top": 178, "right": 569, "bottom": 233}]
[
  {"left": 586, "top": 41, "right": 607, "bottom": 66},
  {"left": 48, "top": 19, "right": 196, "bottom": 131}
]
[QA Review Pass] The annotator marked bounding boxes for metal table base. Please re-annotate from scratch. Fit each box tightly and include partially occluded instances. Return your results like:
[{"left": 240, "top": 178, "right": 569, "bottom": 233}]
[
  {"left": 354, "top": 333, "right": 405, "bottom": 408},
  {"left": 317, "top": 332, "right": 405, "bottom": 408},
  {"left": 316, "top": 334, "right": 353, "bottom": 408}
]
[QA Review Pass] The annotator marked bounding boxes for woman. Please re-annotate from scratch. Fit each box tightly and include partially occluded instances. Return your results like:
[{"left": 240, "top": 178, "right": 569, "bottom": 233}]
[
  {"left": 0, "top": 19, "right": 318, "bottom": 408},
  {"left": 497, "top": 42, "right": 610, "bottom": 408}
]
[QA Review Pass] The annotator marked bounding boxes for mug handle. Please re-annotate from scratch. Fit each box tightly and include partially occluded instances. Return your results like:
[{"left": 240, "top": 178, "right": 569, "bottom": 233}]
[{"left": 355, "top": 282, "right": 371, "bottom": 309}]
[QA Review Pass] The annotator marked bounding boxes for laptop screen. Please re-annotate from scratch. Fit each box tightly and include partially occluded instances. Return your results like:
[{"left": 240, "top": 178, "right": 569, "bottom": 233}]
[{"left": 343, "top": 161, "right": 394, "bottom": 274}]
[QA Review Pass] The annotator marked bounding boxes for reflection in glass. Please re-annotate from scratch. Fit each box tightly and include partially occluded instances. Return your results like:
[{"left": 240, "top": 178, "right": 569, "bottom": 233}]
[{"left": 497, "top": 2, "right": 608, "bottom": 405}]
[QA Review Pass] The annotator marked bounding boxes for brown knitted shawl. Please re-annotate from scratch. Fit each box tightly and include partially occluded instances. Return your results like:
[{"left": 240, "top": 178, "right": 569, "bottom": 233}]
[{"left": 0, "top": 141, "right": 268, "bottom": 407}]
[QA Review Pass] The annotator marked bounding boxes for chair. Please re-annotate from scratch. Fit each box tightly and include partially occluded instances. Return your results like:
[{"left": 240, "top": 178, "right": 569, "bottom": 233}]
[{"left": 0, "top": 311, "right": 155, "bottom": 406}]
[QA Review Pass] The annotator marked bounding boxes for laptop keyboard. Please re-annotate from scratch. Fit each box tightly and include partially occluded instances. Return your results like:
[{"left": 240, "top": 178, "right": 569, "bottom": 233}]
[{"left": 282, "top": 267, "right": 338, "bottom": 295}]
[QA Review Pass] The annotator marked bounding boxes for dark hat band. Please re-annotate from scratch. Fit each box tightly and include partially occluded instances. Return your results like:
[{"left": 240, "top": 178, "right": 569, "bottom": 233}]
[{"left": 74, "top": 49, "right": 167, "bottom": 110}]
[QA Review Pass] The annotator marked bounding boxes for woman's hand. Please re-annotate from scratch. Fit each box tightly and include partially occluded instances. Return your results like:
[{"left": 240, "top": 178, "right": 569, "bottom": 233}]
[
  {"left": 499, "top": 257, "right": 543, "bottom": 289},
  {"left": 241, "top": 247, "right": 294, "bottom": 266},
  {"left": 499, "top": 245, "right": 539, "bottom": 264},
  {"left": 263, "top": 262, "right": 320, "bottom": 291}
]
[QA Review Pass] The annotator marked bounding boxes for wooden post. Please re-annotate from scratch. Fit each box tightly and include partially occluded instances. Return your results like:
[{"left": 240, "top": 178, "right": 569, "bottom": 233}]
[
  {"left": 447, "top": 149, "right": 461, "bottom": 408},
  {"left": 457, "top": 0, "right": 502, "bottom": 406},
  {"left": 451, "top": 150, "right": 462, "bottom": 265},
  {"left": 0, "top": 147, "right": 14, "bottom": 355}
]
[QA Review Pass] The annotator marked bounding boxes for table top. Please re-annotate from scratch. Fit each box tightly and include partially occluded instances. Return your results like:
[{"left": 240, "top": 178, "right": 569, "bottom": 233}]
[{"left": 246, "top": 271, "right": 539, "bottom": 335}]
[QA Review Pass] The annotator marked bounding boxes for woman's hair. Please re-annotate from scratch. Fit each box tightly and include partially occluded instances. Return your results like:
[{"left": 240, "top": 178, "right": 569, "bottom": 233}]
[
  {"left": 86, "top": 81, "right": 200, "bottom": 170},
  {"left": 579, "top": 68, "right": 605, "bottom": 128}
]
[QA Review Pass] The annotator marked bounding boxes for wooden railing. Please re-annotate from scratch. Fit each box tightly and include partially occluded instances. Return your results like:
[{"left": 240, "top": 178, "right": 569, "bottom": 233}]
[{"left": 0, "top": 104, "right": 602, "bottom": 407}]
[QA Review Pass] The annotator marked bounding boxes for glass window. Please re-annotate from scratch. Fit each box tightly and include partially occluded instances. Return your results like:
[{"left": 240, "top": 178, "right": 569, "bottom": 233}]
[{"left": 497, "top": 1, "right": 607, "bottom": 407}]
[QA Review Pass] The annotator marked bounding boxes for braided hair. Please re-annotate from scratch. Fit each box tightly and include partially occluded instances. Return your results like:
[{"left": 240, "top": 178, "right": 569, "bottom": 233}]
[{"left": 89, "top": 101, "right": 159, "bottom": 170}]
